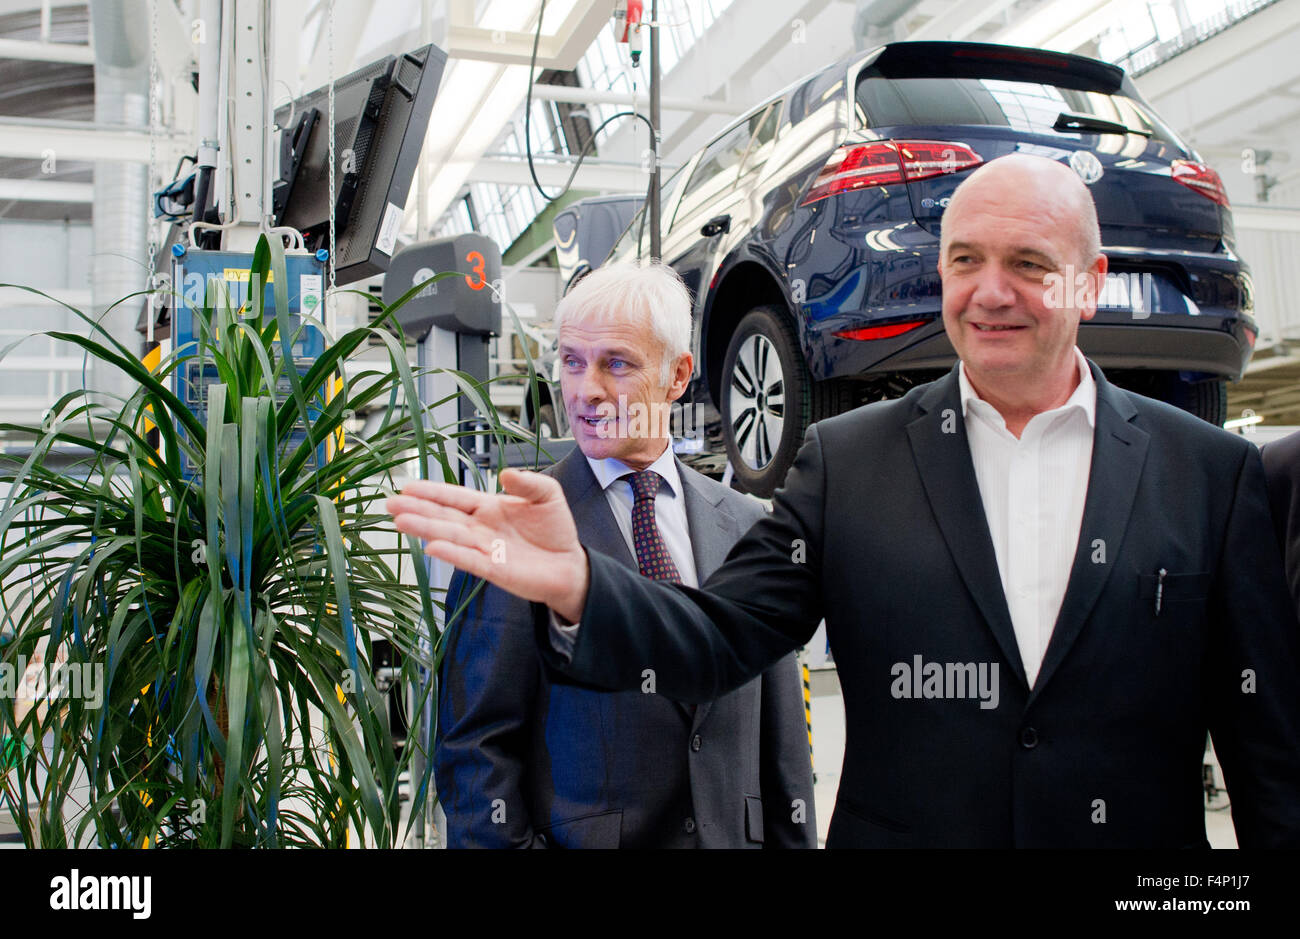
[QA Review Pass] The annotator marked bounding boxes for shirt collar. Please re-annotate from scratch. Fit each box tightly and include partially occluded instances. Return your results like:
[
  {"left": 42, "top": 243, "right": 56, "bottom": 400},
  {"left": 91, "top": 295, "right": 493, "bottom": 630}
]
[
  {"left": 958, "top": 347, "right": 1096, "bottom": 429},
  {"left": 585, "top": 442, "right": 683, "bottom": 497}
]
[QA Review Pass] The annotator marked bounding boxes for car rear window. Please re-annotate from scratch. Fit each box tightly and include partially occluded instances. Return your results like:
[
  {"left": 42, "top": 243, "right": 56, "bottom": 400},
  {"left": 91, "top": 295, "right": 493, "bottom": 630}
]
[
  {"left": 855, "top": 74, "right": 1183, "bottom": 147},
  {"left": 786, "top": 68, "right": 843, "bottom": 126}
]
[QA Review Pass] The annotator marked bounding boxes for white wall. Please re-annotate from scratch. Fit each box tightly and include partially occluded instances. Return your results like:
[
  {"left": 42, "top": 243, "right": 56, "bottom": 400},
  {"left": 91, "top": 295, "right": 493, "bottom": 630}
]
[{"left": 0, "top": 220, "right": 96, "bottom": 428}]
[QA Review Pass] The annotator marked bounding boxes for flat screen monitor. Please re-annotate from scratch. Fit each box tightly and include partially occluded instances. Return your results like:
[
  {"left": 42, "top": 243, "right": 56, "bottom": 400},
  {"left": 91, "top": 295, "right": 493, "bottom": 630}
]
[{"left": 273, "top": 43, "right": 446, "bottom": 285}]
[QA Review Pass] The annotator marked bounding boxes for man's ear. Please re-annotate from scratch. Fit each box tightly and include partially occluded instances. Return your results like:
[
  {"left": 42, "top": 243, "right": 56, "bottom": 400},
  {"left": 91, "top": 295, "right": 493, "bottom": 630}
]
[
  {"left": 666, "top": 352, "right": 693, "bottom": 402},
  {"left": 1080, "top": 253, "right": 1109, "bottom": 322}
]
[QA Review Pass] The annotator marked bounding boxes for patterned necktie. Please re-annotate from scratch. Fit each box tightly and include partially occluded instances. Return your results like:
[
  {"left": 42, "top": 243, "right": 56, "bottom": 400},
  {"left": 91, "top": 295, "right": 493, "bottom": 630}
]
[{"left": 625, "top": 471, "right": 682, "bottom": 584}]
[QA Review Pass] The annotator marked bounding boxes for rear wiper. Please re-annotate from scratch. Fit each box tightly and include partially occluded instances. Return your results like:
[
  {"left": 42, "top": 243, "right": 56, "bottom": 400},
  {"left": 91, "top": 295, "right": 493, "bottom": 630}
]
[{"left": 1053, "top": 112, "right": 1152, "bottom": 137}]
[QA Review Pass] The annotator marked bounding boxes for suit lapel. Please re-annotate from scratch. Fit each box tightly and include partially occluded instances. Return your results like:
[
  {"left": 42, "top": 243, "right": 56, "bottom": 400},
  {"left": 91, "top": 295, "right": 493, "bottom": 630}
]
[
  {"left": 553, "top": 450, "right": 637, "bottom": 570},
  {"left": 676, "top": 458, "right": 745, "bottom": 729},
  {"left": 677, "top": 457, "right": 742, "bottom": 581},
  {"left": 1029, "top": 366, "right": 1148, "bottom": 700},
  {"left": 557, "top": 449, "right": 695, "bottom": 721},
  {"left": 906, "top": 368, "right": 1029, "bottom": 691}
]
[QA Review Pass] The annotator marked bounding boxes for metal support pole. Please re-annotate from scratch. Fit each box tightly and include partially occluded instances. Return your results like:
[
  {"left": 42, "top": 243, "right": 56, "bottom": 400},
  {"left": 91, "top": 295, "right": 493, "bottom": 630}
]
[
  {"left": 193, "top": 0, "right": 221, "bottom": 228},
  {"left": 648, "top": 0, "right": 661, "bottom": 261},
  {"left": 408, "top": 336, "right": 436, "bottom": 848},
  {"left": 408, "top": 327, "right": 457, "bottom": 847},
  {"left": 227, "top": 0, "right": 269, "bottom": 250}
]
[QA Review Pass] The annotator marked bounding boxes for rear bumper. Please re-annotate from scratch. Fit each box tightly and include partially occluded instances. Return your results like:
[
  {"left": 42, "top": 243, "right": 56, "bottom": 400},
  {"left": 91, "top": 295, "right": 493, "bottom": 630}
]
[
  {"left": 1076, "top": 317, "right": 1254, "bottom": 380},
  {"left": 818, "top": 313, "right": 1256, "bottom": 382}
]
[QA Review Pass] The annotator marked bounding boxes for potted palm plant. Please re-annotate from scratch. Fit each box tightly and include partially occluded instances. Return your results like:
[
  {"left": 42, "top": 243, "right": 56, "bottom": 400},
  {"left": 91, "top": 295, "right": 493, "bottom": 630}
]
[{"left": 0, "top": 233, "right": 523, "bottom": 848}]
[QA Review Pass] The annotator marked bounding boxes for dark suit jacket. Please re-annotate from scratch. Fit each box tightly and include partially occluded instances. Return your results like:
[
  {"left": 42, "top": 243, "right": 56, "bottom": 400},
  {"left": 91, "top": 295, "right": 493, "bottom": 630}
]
[
  {"left": 543, "top": 362, "right": 1300, "bottom": 848},
  {"left": 435, "top": 449, "right": 816, "bottom": 848},
  {"left": 1260, "top": 430, "right": 1300, "bottom": 615}
]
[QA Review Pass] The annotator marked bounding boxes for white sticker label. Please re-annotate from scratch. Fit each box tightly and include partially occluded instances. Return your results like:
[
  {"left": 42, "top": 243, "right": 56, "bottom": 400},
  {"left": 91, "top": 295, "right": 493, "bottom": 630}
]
[
  {"left": 376, "top": 202, "right": 404, "bottom": 256},
  {"left": 300, "top": 274, "right": 322, "bottom": 315}
]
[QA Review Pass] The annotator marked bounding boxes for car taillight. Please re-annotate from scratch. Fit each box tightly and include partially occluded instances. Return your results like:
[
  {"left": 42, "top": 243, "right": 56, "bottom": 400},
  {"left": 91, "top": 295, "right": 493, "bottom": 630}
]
[
  {"left": 833, "top": 319, "right": 928, "bottom": 341},
  {"left": 801, "top": 140, "right": 982, "bottom": 206},
  {"left": 1171, "top": 159, "right": 1229, "bottom": 206},
  {"left": 896, "top": 140, "right": 983, "bottom": 181}
]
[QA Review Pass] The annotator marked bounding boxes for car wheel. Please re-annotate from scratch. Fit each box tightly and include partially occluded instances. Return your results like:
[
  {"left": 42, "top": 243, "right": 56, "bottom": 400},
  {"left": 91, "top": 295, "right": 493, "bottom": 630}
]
[
  {"left": 1174, "top": 377, "right": 1227, "bottom": 427},
  {"left": 1115, "top": 371, "right": 1227, "bottom": 427},
  {"left": 536, "top": 403, "right": 560, "bottom": 439},
  {"left": 721, "top": 306, "right": 850, "bottom": 497}
]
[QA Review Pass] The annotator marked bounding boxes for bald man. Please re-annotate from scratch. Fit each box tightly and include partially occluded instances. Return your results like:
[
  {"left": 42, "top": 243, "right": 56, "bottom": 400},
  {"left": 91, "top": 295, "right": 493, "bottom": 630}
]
[{"left": 390, "top": 154, "right": 1300, "bottom": 848}]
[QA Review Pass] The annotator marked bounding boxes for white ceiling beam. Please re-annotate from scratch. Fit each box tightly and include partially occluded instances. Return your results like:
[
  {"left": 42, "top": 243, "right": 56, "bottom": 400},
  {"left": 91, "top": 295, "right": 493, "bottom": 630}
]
[
  {"left": 529, "top": 84, "right": 744, "bottom": 116},
  {"left": 1192, "top": 100, "right": 1300, "bottom": 155},
  {"left": 904, "top": 0, "right": 1018, "bottom": 42},
  {"left": 443, "top": 27, "right": 561, "bottom": 66},
  {"left": 0, "top": 356, "right": 87, "bottom": 372},
  {"left": 0, "top": 398, "right": 75, "bottom": 424},
  {"left": 468, "top": 157, "right": 652, "bottom": 190},
  {"left": 989, "top": 0, "right": 1117, "bottom": 50},
  {"left": 0, "top": 288, "right": 92, "bottom": 309},
  {"left": 1136, "top": 0, "right": 1300, "bottom": 101},
  {"left": 1135, "top": 0, "right": 1300, "bottom": 141},
  {"left": 418, "top": 0, "right": 616, "bottom": 226},
  {"left": 0, "top": 37, "right": 94, "bottom": 64},
  {"left": 0, "top": 118, "right": 186, "bottom": 163},
  {"left": 446, "top": 0, "right": 605, "bottom": 68},
  {"left": 0, "top": 178, "right": 94, "bottom": 202},
  {"left": 0, "top": 0, "right": 86, "bottom": 15},
  {"left": 545, "top": 0, "right": 608, "bottom": 69},
  {"left": 1131, "top": 1, "right": 1300, "bottom": 165}
]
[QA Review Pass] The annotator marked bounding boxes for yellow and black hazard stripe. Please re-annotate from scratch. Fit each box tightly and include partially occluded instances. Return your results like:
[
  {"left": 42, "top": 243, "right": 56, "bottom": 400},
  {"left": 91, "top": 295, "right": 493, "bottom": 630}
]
[{"left": 802, "top": 662, "right": 814, "bottom": 779}]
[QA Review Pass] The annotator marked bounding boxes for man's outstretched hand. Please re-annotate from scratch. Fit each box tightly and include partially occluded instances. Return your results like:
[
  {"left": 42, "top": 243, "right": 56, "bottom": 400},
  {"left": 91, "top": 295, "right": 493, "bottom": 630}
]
[{"left": 386, "top": 468, "right": 590, "bottom": 623}]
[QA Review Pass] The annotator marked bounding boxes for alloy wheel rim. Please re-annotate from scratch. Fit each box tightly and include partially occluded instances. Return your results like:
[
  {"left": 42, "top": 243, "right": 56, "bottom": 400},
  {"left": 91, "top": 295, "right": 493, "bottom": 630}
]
[{"left": 728, "top": 333, "right": 785, "bottom": 471}]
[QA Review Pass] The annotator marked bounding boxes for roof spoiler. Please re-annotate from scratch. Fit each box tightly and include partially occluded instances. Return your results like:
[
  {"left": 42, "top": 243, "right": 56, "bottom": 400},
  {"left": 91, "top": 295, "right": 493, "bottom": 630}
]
[{"left": 864, "top": 41, "right": 1125, "bottom": 94}]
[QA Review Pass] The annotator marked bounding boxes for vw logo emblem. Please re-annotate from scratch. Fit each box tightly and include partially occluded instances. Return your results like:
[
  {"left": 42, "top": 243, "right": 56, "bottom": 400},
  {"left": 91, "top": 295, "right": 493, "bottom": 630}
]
[{"left": 1069, "top": 150, "right": 1104, "bottom": 184}]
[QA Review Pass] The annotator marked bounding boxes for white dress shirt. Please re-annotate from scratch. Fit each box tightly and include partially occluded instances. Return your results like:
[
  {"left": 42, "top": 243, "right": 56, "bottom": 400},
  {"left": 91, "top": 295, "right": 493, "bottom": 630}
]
[
  {"left": 549, "top": 443, "right": 696, "bottom": 653},
  {"left": 959, "top": 348, "right": 1096, "bottom": 687},
  {"left": 584, "top": 445, "right": 699, "bottom": 588}
]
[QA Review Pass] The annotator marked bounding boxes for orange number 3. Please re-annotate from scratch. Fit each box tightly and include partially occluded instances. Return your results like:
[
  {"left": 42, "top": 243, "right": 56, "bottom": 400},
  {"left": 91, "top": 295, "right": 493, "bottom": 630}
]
[{"left": 466, "top": 251, "right": 486, "bottom": 291}]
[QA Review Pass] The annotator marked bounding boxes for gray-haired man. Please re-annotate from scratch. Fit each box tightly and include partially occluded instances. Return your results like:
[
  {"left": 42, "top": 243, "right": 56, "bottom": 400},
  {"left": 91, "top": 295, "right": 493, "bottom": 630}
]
[{"left": 432, "top": 262, "right": 815, "bottom": 848}]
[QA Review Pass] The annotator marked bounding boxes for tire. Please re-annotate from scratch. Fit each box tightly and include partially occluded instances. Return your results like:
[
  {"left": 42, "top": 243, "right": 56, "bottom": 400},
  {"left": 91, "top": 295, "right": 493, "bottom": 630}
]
[
  {"left": 1112, "top": 371, "right": 1227, "bottom": 427},
  {"left": 537, "top": 403, "right": 560, "bottom": 439},
  {"left": 1173, "top": 377, "right": 1227, "bottom": 427},
  {"left": 720, "top": 306, "right": 851, "bottom": 497}
]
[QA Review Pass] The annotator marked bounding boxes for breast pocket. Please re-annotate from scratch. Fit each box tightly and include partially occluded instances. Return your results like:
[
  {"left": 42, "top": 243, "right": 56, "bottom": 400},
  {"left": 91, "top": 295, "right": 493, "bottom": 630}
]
[{"left": 1137, "top": 571, "right": 1212, "bottom": 607}]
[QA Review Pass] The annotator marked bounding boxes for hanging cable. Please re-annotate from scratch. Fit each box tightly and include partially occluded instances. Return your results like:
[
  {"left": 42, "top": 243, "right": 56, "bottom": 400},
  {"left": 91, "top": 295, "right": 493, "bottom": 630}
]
[
  {"left": 524, "top": 0, "right": 655, "bottom": 204},
  {"left": 190, "top": 106, "right": 247, "bottom": 246},
  {"left": 271, "top": 79, "right": 297, "bottom": 133}
]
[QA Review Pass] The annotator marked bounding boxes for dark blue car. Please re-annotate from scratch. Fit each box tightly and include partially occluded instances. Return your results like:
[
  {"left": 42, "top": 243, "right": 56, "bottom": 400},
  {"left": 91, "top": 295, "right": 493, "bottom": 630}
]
[{"left": 599, "top": 40, "right": 1255, "bottom": 496}]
